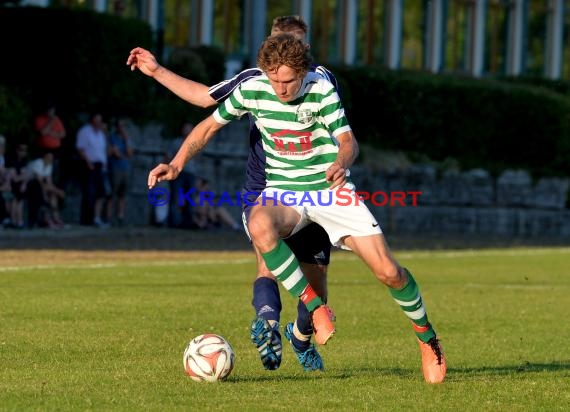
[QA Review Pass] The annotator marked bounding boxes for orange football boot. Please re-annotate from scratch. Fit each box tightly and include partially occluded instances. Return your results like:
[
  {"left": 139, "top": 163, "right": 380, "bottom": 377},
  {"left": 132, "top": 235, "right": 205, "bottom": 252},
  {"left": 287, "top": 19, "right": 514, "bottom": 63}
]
[
  {"left": 417, "top": 337, "right": 447, "bottom": 383},
  {"left": 312, "top": 305, "right": 335, "bottom": 345}
]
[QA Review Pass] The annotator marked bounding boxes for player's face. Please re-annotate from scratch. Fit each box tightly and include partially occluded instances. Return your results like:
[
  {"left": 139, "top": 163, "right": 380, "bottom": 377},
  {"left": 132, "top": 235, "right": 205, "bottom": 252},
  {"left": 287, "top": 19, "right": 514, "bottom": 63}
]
[{"left": 266, "top": 65, "right": 303, "bottom": 102}]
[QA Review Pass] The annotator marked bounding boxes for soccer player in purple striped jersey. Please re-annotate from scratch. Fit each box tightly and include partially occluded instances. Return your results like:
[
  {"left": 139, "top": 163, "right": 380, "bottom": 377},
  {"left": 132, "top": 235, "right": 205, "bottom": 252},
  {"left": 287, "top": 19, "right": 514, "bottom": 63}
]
[{"left": 128, "top": 16, "right": 335, "bottom": 372}]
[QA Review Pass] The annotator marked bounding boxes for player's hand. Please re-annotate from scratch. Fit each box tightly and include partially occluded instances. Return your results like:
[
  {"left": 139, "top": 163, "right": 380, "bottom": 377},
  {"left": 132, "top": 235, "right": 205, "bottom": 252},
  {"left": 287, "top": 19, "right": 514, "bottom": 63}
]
[
  {"left": 148, "top": 163, "right": 179, "bottom": 189},
  {"left": 126, "top": 47, "right": 160, "bottom": 77},
  {"left": 326, "top": 162, "right": 347, "bottom": 189}
]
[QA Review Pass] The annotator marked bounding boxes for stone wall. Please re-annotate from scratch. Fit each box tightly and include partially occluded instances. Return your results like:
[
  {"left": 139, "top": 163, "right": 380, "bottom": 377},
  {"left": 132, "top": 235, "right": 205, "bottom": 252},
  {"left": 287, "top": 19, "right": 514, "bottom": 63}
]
[
  {"left": 350, "top": 165, "right": 570, "bottom": 236},
  {"left": 62, "top": 120, "right": 570, "bottom": 237}
]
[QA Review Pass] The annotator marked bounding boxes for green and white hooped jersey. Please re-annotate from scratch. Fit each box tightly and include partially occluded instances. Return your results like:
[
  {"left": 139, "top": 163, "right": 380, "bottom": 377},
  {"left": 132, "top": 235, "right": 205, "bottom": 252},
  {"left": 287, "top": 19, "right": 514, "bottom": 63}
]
[{"left": 213, "top": 72, "right": 352, "bottom": 191}]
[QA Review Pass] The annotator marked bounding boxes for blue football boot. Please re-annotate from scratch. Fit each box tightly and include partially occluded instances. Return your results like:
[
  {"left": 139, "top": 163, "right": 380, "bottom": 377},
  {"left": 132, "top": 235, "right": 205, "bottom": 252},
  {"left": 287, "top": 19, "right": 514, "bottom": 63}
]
[
  {"left": 250, "top": 317, "right": 282, "bottom": 370},
  {"left": 284, "top": 322, "right": 324, "bottom": 371}
]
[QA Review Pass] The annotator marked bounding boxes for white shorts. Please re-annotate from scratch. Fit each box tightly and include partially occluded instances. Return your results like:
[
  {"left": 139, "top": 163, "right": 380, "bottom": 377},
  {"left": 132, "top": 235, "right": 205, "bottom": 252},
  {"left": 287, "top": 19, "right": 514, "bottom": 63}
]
[{"left": 259, "top": 185, "right": 382, "bottom": 249}]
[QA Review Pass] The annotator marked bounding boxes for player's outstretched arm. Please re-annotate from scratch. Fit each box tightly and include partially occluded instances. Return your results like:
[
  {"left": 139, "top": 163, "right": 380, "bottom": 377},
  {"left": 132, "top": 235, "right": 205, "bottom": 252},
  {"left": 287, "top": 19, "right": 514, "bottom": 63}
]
[
  {"left": 127, "top": 46, "right": 217, "bottom": 108},
  {"left": 148, "top": 163, "right": 178, "bottom": 189},
  {"left": 148, "top": 115, "right": 225, "bottom": 190}
]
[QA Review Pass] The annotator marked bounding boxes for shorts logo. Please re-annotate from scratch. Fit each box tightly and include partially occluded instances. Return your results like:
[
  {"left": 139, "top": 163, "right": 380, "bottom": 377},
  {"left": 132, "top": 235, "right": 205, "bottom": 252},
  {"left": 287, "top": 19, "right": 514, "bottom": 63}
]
[
  {"left": 314, "top": 250, "right": 327, "bottom": 265},
  {"left": 314, "top": 251, "right": 326, "bottom": 260}
]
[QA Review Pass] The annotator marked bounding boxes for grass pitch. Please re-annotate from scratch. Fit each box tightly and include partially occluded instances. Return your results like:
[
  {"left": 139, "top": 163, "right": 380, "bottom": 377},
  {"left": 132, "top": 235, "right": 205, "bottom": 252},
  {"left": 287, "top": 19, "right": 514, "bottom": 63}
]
[{"left": 1, "top": 247, "right": 569, "bottom": 411}]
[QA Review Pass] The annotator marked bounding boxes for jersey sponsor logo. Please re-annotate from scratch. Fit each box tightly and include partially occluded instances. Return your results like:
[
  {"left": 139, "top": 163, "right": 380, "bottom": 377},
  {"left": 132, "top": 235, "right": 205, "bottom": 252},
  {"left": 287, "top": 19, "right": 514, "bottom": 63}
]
[{"left": 271, "top": 129, "right": 313, "bottom": 156}]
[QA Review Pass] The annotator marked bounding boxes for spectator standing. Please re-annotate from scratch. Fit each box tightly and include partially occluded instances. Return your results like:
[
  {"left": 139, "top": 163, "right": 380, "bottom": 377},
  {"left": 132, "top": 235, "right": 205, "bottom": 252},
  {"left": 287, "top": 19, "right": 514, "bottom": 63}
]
[
  {"left": 167, "top": 121, "right": 197, "bottom": 229},
  {"left": 106, "top": 117, "right": 133, "bottom": 227},
  {"left": 34, "top": 101, "right": 66, "bottom": 182},
  {"left": 76, "top": 113, "right": 110, "bottom": 227},
  {"left": 26, "top": 150, "right": 66, "bottom": 229}
]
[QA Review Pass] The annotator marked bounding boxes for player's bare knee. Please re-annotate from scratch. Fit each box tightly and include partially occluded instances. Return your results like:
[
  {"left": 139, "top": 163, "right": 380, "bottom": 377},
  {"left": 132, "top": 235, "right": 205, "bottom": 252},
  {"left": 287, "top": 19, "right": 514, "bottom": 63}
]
[
  {"left": 247, "top": 216, "right": 271, "bottom": 245},
  {"left": 373, "top": 263, "right": 402, "bottom": 288}
]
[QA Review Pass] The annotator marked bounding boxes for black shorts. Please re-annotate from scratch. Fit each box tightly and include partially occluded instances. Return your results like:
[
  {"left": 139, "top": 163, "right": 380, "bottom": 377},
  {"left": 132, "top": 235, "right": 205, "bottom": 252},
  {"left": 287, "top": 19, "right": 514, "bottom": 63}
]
[
  {"left": 242, "top": 195, "right": 331, "bottom": 266},
  {"left": 283, "top": 222, "right": 331, "bottom": 266}
]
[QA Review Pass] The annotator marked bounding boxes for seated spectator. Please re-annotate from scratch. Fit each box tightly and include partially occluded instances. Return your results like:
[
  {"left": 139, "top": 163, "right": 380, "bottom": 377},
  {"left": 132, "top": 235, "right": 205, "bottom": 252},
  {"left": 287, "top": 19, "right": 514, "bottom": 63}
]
[
  {"left": 27, "top": 150, "right": 66, "bottom": 229},
  {"left": 193, "top": 177, "right": 241, "bottom": 231},
  {"left": 0, "top": 135, "right": 11, "bottom": 226},
  {"left": 4, "top": 142, "right": 30, "bottom": 229}
]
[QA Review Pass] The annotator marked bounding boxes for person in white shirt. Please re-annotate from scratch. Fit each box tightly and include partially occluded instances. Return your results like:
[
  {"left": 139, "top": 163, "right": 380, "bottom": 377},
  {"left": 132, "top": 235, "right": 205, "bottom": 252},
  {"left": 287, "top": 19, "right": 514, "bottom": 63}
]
[{"left": 75, "top": 113, "right": 110, "bottom": 227}]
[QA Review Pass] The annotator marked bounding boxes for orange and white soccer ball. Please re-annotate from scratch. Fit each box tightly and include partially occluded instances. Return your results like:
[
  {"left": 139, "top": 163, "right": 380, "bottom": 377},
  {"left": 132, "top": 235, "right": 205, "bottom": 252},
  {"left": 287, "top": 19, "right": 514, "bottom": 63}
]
[{"left": 183, "top": 334, "right": 235, "bottom": 382}]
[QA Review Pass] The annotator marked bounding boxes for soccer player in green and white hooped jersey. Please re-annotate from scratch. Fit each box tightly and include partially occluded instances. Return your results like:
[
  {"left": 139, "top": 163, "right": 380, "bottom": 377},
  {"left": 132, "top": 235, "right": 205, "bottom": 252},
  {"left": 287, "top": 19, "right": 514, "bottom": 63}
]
[
  {"left": 130, "top": 15, "right": 337, "bottom": 373},
  {"left": 219, "top": 69, "right": 348, "bottom": 192},
  {"left": 148, "top": 33, "right": 448, "bottom": 383}
]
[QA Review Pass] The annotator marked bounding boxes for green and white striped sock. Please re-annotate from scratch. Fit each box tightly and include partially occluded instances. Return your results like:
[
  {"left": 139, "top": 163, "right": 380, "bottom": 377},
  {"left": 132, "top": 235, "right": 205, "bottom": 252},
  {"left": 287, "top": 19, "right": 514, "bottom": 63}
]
[
  {"left": 262, "top": 239, "right": 323, "bottom": 312},
  {"left": 389, "top": 268, "right": 436, "bottom": 343}
]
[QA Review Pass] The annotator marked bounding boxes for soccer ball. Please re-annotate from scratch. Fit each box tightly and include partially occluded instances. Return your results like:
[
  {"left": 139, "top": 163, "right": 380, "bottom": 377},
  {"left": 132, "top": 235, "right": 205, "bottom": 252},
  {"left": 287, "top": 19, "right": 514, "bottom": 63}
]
[{"left": 183, "top": 334, "right": 235, "bottom": 382}]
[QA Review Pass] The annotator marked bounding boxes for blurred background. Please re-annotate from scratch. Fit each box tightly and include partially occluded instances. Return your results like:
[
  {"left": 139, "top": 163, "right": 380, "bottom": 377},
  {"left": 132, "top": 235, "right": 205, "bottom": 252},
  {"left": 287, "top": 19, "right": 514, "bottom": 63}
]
[{"left": 0, "top": 0, "right": 569, "bottom": 237}]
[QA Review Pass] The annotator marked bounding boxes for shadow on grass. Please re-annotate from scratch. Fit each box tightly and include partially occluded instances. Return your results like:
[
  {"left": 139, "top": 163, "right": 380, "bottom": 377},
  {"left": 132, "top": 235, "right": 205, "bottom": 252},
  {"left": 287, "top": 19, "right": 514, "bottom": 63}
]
[
  {"left": 226, "top": 366, "right": 416, "bottom": 383},
  {"left": 227, "top": 360, "right": 570, "bottom": 383},
  {"left": 449, "top": 360, "right": 570, "bottom": 375}
]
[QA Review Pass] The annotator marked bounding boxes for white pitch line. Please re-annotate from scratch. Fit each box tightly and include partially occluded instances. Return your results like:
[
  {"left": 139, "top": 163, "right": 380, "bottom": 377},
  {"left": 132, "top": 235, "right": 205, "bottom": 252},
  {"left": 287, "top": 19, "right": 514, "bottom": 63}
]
[
  {"left": 320, "top": 247, "right": 570, "bottom": 263},
  {"left": 1, "top": 247, "right": 568, "bottom": 273},
  {"left": 464, "top": 283, "right": 556, "bottom": 290},
  {"left": 396, "top": 247, "right": 570, "bottom": 260},
  {"left": 0, "top": 258, "right": 253, "bottom": 273}
]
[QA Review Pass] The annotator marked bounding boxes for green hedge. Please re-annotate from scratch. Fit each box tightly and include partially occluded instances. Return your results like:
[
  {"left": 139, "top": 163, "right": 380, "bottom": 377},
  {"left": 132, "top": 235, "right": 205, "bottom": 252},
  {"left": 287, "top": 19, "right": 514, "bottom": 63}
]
[
  {"left": 0, "top": 7, "right": 152, "bottom": 121},
  {"left": 0, "top": 6, "right": 224, "bottom": 140},
  {"left": 329, "top": 65, "right": 570, "bottom": 177},
  {"left": 0, "top": 85, "right": 32, "bottom": 143},
  {"left": 150, "top": 45, "right": 224, "bottom": 137}
]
